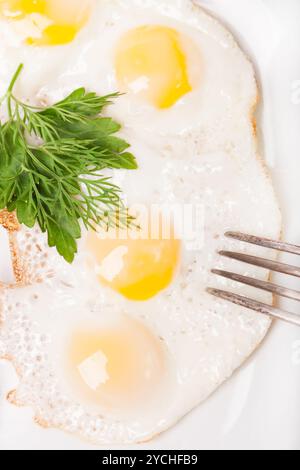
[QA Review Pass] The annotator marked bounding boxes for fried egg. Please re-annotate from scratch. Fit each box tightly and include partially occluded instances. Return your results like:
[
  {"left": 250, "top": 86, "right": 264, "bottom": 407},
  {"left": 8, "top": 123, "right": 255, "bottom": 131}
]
[
  {"left": 0, "top": 0, "right": 281, "bottom": 444},
  {"left": 0, "top": 0, "right": 93, "bottom": 45}
]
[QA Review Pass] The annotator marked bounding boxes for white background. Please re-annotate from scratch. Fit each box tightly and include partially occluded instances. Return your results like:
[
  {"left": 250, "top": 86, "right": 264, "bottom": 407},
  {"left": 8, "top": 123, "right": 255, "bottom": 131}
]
[{"left": 1, "top": 0, "right": 300, "bottom": 450}]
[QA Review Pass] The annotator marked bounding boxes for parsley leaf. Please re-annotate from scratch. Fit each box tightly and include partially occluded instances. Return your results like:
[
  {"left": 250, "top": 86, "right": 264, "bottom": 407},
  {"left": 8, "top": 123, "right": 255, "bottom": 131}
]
[{"left": 0, "top": 64, "right": 137, "bottom": 263}]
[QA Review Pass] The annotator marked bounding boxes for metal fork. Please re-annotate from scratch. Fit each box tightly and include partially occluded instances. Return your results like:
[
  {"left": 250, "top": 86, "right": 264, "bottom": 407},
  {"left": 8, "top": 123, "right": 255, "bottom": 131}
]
[{"left": 208, "top": 232, "right": 300, "bottom": 327}]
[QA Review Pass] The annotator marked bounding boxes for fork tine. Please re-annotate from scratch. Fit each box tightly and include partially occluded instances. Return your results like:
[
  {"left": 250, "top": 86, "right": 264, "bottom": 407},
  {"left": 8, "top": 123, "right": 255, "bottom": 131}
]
[
  {"left": 219, "top": 251, "right": 300, "bottom": 278},
  {"left": 212, "top": 269, "right": 300, "bottom": 301},
  {"left": 207, "top": 288, "right": 300, "bottom": 326},
  {"left": 226, "top": 232, "right": 300, "bottom": 255}
]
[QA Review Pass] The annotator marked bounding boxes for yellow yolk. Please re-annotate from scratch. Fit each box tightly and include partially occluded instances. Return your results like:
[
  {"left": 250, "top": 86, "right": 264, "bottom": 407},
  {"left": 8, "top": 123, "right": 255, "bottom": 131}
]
[
  {"left": 0, "top": 0, "right": 91, "bottom": 45},
  {"left": 67, "top": 317, "right": 166, "bottom": 411},
  {"left": 87, "top": 225, "right": 181, "bottom": 301},
  {"left": 115, "top": 25, "right": 193, "bottom": 109}
]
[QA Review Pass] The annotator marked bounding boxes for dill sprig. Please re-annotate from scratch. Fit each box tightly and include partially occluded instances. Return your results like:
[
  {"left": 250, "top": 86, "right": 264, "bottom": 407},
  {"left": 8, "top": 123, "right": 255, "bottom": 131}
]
[{"left": 0, "top": 64, "right": 137, "bottom": 262}]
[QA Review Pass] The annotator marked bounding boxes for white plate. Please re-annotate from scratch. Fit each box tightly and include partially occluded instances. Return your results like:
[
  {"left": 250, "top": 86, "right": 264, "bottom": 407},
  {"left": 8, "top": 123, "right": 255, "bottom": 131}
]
[{"left": 1, "top": 0, "right": 300, "bottom": 450}]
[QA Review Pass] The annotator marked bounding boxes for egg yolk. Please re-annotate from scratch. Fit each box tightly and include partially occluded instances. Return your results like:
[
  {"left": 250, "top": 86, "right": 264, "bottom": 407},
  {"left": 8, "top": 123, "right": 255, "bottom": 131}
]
[
  {"left": 87, "top": 222, "right": 181, "bottom": 301},
  {"left": 115, "top": 25, "right": 193, "bottom": 109},
  {"left": 68, "top": 317, "right": 166, "bottom": 411},
  {"left": 0, "top": 0, "right": 91, "bottom": 45}
]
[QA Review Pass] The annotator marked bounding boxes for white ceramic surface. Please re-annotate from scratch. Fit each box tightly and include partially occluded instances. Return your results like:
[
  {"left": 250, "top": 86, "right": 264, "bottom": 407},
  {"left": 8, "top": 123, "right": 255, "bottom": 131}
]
[{"left": 0, "top": 0, "right": 300, "bottom": 450}]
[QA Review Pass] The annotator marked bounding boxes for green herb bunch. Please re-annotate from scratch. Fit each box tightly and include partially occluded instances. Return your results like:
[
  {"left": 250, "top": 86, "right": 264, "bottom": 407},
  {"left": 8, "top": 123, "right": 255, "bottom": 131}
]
[{"left": 0, "top": 64, "right": 137, "bottom": 262}]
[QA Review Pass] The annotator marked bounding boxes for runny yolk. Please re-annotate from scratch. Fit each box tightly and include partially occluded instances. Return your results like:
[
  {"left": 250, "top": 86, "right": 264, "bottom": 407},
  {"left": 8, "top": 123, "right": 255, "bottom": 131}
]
[
  {"left": 87, "top": 220, "right": 181, "bottom": 301},
  {"left": 0, "top": 0, "right": 91, "bottom": 45},
  {"left": 115, "top": 25, "right": 193, "bottom": 109},
  {"left": 67, "top": 317, "right": 166, "bottom": 411}
]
